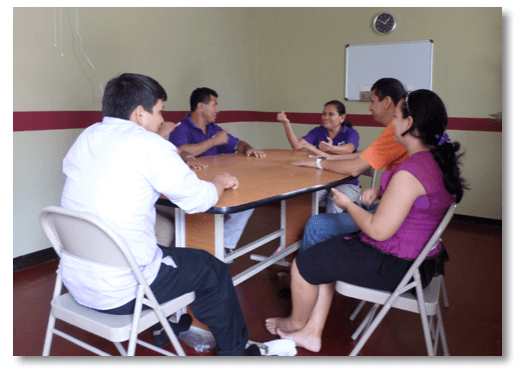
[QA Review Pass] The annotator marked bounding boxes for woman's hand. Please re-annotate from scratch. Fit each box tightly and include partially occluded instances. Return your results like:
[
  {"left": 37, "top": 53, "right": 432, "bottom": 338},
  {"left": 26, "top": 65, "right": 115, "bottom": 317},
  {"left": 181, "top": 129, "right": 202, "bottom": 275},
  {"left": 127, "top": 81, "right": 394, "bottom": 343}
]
[
  {"left": 277, "top": 111, "right": 290, "bottom": 124},
  {"left": 331, "top": 188, "right": 354, "bottom": 212},
  {"left": 318, "top": 137, "right": 334, "bottom": 153},
  {"left": 359, "top": 187, "right": 380, "bottom": 206}
]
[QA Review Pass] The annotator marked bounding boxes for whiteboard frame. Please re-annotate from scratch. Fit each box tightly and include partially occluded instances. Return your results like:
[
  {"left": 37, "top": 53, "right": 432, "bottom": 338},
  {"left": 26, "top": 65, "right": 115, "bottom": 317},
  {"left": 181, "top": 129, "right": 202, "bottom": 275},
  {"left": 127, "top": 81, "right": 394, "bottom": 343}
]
[{"left": 345, "top": 40, "right": 433, "bottom": 101}]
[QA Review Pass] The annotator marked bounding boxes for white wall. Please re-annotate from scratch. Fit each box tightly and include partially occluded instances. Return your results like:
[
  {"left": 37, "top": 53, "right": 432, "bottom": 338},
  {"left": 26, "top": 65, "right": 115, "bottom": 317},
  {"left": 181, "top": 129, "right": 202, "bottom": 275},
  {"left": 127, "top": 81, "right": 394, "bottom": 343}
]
[{"left": 13, "top": 7, "right": 502, "bottom": 259}]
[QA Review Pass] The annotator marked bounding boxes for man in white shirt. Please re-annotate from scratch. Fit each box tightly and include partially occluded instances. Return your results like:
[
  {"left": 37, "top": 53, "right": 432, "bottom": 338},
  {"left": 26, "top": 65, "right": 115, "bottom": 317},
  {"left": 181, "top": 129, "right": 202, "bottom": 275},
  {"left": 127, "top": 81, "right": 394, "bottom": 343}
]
[{"left": 61, "top": 73, "right": 258, "bottom": 356}]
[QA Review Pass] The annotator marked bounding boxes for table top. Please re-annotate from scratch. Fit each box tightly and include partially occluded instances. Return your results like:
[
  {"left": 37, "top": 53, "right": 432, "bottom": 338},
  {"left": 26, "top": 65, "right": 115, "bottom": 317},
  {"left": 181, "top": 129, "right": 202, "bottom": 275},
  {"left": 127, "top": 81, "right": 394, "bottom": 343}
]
[{"left": 158, "top": 149, "right": 354, "bottom": 214}]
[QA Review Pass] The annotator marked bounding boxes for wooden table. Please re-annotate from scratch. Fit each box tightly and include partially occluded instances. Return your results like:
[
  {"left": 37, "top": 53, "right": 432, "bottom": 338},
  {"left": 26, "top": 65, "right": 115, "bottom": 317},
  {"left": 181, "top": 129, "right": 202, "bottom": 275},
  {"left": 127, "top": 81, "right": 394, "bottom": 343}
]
[{"left": 158, "top": 149, "right": 354, "bottom": 286}]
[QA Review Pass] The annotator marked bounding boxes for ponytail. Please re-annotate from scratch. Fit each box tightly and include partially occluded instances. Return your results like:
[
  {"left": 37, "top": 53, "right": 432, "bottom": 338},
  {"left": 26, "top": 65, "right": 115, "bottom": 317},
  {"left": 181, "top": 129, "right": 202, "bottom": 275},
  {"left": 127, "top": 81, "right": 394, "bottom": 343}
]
[
  {"left": 431, "top": 139, "right": 468, "bottom": 203},
  {"left": 402, "top": 90, "right": 468, "bottom": 202},
  {"left": 342, "top": 119, "right": 353, "bottom": 128}
]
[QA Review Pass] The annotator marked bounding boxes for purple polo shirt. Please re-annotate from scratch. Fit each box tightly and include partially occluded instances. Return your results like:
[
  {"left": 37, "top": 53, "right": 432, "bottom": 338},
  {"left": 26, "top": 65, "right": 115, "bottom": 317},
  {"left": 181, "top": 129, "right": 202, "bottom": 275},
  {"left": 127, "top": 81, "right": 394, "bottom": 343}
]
[
  {"left": 302, "top": 125, "right": 360, "bottom": 186},
  {"left": 168, "top": 114, "right": 240, "bottom": 157}
]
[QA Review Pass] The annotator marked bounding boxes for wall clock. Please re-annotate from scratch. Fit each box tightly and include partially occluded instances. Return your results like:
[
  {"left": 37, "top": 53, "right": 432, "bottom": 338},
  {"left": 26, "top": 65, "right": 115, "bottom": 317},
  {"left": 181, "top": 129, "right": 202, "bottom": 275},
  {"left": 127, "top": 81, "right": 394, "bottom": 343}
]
[{"left": 373, "top": 13, "right": 396, "bottom": 35}]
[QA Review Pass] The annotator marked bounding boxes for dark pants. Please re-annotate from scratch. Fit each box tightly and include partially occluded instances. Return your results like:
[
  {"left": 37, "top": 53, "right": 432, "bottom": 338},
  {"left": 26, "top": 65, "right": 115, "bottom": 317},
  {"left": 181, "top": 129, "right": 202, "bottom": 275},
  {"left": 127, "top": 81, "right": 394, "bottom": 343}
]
[
  {"left": 101, "top": 246, "right": 248, "bottom": 356},
  {"left": 296, "top": 234, "right": 448, "bottom": 292}
]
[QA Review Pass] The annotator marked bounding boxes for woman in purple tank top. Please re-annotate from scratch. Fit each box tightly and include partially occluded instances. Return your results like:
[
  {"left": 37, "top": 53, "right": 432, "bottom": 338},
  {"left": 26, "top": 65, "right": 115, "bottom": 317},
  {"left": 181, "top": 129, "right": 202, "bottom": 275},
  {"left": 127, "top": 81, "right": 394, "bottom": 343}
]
[{"left": 265, "top": 90, "right": 467, "bottom": 353}]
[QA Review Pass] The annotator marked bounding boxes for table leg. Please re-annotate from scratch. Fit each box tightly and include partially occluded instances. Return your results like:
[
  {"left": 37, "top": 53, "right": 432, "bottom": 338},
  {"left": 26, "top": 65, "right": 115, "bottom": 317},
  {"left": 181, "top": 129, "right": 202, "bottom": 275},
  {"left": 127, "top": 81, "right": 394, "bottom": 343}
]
[{"left": 174, "top": 211, "right": 225, "bottom": 331}]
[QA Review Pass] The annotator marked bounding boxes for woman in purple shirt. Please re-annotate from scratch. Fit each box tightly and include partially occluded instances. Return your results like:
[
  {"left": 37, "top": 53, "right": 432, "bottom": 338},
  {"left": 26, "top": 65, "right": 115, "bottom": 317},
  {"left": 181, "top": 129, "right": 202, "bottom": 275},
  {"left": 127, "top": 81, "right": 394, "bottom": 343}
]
[
  {"left": 278, "top": 100, "right": 361, "bottom": 213},
  {"left": 266, "top": 90, "right": 467, "bottom": 352}
]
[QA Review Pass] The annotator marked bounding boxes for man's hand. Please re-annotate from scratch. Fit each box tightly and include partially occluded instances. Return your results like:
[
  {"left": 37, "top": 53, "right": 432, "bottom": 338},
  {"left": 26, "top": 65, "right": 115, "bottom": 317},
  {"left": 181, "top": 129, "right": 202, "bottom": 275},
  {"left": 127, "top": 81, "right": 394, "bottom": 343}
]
[
  {"left": 211, "top": 130, "right": 229, "bottom": 146},
  {"left": 291, "top": 157, "right": 318, "bottom": 168},
  {"left": 245, "top": 147, "right": 267, "bottom": 157},
  {"left": 214, "top": 172, "right": 239, "bottom": 190},
  {"left": 331, "top": 188, "right": 354, "bottom": 212},
  {"left": 308, "top": 149, "right": 331, "bottom": 159},
  {"left": 318, "top": 137, "right": 334, "bottom": 153},
  {"left": 186, "top": 157, "right": 209, "bottom": 170},
  {"left": 157, "top": 122, "right": 180, "bottom": 139},
  {"left": 359, "top": 187, "right": 380, "bottom": 206}
]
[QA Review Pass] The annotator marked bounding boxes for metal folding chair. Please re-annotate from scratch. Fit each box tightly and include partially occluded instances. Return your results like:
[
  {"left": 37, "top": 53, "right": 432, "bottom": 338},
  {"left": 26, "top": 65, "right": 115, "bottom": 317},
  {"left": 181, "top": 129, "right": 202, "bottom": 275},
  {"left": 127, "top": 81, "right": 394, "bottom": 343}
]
[
  {"left": 40, "top": 206, "right": 195, "bottom": 356},
  {"left": 335, "top": 203, "right": 457, "bottom": 356}
]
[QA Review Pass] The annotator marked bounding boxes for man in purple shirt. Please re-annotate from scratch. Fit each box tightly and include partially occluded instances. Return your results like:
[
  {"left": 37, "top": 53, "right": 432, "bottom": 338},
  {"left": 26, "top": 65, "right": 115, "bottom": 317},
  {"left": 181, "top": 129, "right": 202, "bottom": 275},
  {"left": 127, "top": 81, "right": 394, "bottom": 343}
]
[
  {"left": 160, "top": 88, "right": 265, "bottom": 262},
  {"left": 169, "top": 88, "right": 266, "bottom": 158}
]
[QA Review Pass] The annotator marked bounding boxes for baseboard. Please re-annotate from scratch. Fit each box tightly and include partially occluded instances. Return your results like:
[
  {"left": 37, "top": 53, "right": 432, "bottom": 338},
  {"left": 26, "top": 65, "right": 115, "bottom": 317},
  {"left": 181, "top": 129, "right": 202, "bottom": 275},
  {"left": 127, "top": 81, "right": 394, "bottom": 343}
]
[
  {"left": 14, "top": 213, "right": 501, "bottom": 272},
  {"left": 13, "top": 247, "right": 58, "bottom": 272},
  {"left": 452, "top": 214, "right": 502, "bottom": 227}
]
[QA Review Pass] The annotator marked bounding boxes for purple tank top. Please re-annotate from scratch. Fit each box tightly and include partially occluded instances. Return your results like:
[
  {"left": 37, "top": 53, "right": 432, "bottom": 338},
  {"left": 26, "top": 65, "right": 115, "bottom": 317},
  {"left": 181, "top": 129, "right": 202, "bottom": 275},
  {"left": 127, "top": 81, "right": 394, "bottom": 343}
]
[{"left": 360, "top": 151, "right": 456, "bottom": 259}]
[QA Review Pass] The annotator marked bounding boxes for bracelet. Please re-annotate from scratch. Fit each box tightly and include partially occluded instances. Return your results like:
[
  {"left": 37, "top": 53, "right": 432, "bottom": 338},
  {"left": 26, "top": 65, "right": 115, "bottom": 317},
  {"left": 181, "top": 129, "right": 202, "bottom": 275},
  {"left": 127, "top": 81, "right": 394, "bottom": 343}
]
[
  {"left": 185, "top": 155, "right": 195, "bottom": 162},
  {"left": 316, "top": 157, "right": 327, "bottom": 169}
]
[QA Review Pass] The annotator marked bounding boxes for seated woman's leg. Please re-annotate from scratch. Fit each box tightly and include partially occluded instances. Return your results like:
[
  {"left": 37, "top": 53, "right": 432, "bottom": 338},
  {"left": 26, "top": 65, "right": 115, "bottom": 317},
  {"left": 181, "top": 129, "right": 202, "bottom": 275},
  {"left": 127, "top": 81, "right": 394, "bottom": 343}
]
[
  {"left": 300, "top": 212, "right": 360, "bottom": 253},
  {"left": 266, "top": 259, "right": 335, "bottom": 353}
]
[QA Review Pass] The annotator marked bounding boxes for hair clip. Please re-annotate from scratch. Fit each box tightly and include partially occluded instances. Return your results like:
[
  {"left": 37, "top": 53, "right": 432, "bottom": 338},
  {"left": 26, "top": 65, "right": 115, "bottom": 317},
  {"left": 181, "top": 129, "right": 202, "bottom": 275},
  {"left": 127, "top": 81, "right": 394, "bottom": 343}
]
[
  {"left": 435, "top": 132, "right": 451, "bottom": 146},
  {"left": 405, "top": 91, "right": 412, "bottom": 114}
]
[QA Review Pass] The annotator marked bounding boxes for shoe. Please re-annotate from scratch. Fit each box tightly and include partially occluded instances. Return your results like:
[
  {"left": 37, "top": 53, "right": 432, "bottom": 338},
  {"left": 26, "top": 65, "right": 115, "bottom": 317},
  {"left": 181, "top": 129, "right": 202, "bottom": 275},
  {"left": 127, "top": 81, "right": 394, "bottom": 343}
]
[
  {"left": 152, "top": 313, "right": 192, "bottom": 348},
  {"left": 245, "top": 344, "right": 262, "bottom": 356},
  {"left": 224, "top": 248, "right": 234, "bottom": 264}
]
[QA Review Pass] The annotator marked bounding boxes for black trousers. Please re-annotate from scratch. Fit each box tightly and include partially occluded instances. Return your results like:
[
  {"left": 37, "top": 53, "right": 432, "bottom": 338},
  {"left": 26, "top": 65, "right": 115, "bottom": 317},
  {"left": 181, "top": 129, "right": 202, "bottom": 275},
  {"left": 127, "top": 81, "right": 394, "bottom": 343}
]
[{"left": 100, "top": 246, "right": 249, "bottom": 356}]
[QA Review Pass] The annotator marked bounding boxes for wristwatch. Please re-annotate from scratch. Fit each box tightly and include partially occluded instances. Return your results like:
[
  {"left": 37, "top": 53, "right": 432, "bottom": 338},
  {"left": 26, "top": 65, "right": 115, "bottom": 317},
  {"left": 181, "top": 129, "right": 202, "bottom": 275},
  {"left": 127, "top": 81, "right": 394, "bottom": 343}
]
[{"left": 316, "top": 157, "right": 327, "bottom": 169}]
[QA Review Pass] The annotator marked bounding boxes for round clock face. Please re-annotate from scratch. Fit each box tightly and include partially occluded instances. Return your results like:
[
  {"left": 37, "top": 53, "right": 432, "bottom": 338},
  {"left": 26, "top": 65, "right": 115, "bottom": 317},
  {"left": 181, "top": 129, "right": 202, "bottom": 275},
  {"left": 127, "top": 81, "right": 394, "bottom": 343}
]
[{"left": 373, "top": 13, "right": 396, "bottom": 35}]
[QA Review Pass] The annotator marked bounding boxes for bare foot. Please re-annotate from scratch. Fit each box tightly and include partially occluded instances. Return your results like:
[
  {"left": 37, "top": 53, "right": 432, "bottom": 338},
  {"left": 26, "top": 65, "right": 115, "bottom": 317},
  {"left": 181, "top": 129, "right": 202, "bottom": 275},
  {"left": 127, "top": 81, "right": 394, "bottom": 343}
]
[
  {"left": 265, "top": 317, "right": 299, "bottom": 335},
  {"left": 277, "top": 328, "right": 322, "bottom": 353}
]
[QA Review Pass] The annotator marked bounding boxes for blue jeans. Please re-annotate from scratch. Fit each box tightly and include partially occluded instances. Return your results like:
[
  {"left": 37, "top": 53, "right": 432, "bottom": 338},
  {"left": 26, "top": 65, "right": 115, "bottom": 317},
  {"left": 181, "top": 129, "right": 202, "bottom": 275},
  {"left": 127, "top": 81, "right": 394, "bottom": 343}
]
[{"left": 299, "top": 201, "right": 379, "bottom": 253}]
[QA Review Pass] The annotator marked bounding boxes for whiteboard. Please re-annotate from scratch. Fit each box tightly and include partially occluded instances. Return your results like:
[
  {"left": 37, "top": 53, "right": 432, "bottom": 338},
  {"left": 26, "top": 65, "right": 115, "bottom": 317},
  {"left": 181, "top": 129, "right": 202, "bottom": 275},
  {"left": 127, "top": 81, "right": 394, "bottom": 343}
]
[{"left": 345, "top": 40, "right": 433, "bottom": 101}]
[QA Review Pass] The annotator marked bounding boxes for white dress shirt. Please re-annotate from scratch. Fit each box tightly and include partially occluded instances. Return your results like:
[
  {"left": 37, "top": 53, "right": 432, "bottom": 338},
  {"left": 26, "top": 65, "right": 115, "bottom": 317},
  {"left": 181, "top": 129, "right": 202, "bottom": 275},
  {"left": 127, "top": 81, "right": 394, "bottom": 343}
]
[{"left": 61, "top": 117, "right": 218, "bottom": 310}]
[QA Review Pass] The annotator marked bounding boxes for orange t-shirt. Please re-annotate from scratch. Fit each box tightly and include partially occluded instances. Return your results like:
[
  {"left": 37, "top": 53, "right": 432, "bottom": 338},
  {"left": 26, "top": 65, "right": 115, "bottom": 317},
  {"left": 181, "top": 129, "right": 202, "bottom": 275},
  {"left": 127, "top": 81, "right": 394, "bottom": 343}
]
[{"left": 360, "top": 124, "right": 408, "bottom": 172}]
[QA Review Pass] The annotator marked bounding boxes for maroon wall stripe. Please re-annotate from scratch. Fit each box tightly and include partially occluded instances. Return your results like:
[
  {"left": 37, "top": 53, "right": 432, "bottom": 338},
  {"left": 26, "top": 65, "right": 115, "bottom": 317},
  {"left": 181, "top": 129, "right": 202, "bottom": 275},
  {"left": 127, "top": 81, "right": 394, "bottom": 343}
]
[{"left": 13, "top": 110, "right": 502, "bottom": 132}]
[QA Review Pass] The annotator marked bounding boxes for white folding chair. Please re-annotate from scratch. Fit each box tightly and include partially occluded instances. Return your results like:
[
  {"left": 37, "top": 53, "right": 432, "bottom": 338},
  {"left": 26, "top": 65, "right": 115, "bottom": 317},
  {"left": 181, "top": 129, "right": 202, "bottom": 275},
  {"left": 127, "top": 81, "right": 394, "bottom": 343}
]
[
  {"left": 335, "top": 203, "right": 457, "bottom": 356},
  {"left": 40, "top": 206, "right": 195, "bottom": 356}
]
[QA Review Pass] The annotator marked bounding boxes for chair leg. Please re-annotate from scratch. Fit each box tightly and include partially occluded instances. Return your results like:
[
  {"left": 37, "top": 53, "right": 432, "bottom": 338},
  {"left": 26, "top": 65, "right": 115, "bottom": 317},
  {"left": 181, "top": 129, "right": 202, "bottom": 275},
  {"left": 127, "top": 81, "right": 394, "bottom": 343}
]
[
  {"left": 441, "top": 276, "right": 449, "bottom": 308},
  {"left": 42, "top": 312, "right": 57, "bottom": 356},
  {"left": 352, "top": 304, "right": 379, "bottom": 340},
  {"left": 415, "top": 278, "right": 435, "bottom": 356},
  {"left": 114, "top": 342, "right": 127, "bottom": 356},
  {"left": 349, "top": 300, "right": 366, "bottom": 321},
  {"left": 435, "top": 306, "right": 449, "bottom": 356},
  {"left": 350, "top": 302, "right": 392, "bottom": 356},
  {"left": 127, "top": 286, "right": 146, "bottom": 356}
]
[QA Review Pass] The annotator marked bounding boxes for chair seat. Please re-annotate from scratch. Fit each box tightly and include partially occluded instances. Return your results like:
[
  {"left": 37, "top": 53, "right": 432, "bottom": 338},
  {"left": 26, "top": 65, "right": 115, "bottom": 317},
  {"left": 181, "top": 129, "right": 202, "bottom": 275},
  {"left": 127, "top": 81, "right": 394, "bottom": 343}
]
[
  {"left": 51, "top": 292, "right": 196, "bottom": 342},
  {"left": 335, "top": 276, "right": 442, "bottom": 316}
]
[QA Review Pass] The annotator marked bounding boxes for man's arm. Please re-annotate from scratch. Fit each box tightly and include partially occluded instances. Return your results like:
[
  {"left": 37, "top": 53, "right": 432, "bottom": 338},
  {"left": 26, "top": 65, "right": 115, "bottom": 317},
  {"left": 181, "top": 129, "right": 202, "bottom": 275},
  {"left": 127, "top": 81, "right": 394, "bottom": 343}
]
[
  {"left": 176, "top": 147, "right": 208, "bottom": 169},
  {"left": 178, "top": 130, "right": 229, "bottom": 157},
  {"left": 236, "top": 140, "right": 267, "bottom": 157},
  {"left": 292, "top": 154, "right": 371, "bottom": 177}
]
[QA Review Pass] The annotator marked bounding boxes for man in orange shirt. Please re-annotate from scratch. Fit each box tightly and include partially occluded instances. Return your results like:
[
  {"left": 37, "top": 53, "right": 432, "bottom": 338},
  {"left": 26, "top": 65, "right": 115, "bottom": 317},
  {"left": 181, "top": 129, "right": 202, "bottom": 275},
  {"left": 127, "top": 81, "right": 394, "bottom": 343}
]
[{"left": 291, "top": 78, "right": 407, "bottom": 253}]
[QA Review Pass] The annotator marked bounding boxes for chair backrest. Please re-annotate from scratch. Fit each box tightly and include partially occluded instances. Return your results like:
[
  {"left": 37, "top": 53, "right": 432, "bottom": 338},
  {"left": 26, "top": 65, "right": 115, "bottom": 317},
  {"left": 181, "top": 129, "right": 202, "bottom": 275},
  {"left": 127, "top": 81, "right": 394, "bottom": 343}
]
[
  {"left": 39, "top": 206, "right": 150, "bottom": 289},
  {"left": 394, "top": 202, "right": 457, "bottom": 291}
]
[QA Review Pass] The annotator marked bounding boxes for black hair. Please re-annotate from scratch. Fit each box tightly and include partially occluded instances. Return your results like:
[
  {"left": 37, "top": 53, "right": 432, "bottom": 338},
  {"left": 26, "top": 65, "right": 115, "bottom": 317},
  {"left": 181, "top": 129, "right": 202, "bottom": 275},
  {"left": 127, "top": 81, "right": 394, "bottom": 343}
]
[
  {"left": 371, "top": 78, "right": 407, "bottom": 107},
  {"left": 190, "top": 87, "right": 218, "bottom": 112},
  {"left": 102, "top": 73, "right": 167, "bottom": 120},
  {"left": 401, "top": 89, "right": 468, "bottom": 203},
  {"left": 324, "top": 100, "right": 353, "bottom": 128}
]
